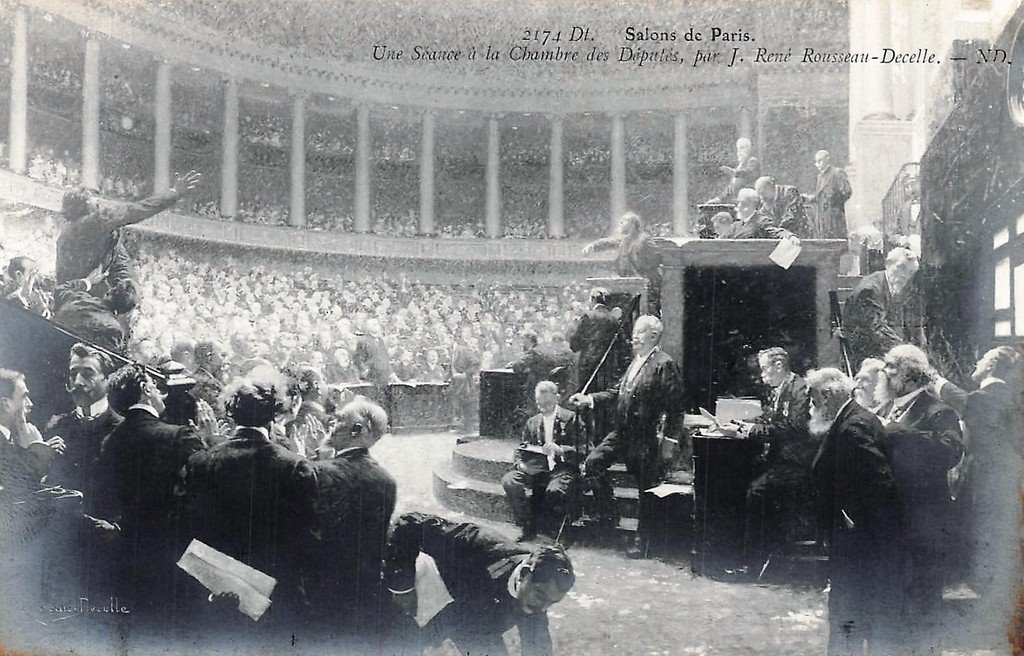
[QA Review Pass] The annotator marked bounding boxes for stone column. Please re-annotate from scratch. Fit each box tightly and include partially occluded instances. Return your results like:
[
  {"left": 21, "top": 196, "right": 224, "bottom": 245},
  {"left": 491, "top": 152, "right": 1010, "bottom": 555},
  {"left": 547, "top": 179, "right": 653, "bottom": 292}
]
[
  {"left": 860, "top": 0, "right": 894, "bottom": 118},
  {"left": 547, "top": 114, "right": 564, "bottom": 238},
  {"left": 289, "top": 94, "right": 306, "bottom": 227},
  {"left": 355, "top": 104, "right": 371, "bottom": 232},
  {"left": 737, "top": 105, "right": 753, "bottom": 142},
  {"left": 220, "top": 78, "right": 239, "bottom": 218},
  {"left": 419, "top": 111, "right": 435, "bottom": 235},
  {"left": 672, "top": 113, "right": 690, "bottom": 237},
  {"left": 81, "top": 37, "right": 101, "bottom": 190},
  {"left": 610, "top": 113, "right": 626, "bottom": 231},
  {"left": 485, "top": 114, "right": 501, "bottom": 238},
  {"left": 153, "top": 60, "right": 173, "bottom": 194},
  {"left": 7, "top": 6, "right": 28, "bottom": 174}
]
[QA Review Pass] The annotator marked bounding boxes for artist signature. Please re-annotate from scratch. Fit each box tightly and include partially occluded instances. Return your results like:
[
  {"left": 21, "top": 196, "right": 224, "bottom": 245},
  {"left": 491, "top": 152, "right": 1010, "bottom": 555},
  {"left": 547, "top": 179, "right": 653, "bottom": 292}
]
[{"left": 40, "top": 597, "right": 131, "bottom": 617}]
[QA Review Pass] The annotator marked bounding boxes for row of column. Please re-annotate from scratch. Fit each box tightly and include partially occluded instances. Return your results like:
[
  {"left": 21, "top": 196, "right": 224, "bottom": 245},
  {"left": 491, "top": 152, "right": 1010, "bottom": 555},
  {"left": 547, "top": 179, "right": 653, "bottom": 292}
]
[{"left": 6, "top": 5, "right": 756, "bottom": 239}]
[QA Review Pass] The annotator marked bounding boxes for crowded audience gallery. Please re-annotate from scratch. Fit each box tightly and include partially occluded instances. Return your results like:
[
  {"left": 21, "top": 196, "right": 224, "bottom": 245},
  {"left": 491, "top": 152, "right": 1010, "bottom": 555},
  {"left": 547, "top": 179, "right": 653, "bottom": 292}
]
[{"left": 0, "top": 155, "right": 1020, "bottom": 656}]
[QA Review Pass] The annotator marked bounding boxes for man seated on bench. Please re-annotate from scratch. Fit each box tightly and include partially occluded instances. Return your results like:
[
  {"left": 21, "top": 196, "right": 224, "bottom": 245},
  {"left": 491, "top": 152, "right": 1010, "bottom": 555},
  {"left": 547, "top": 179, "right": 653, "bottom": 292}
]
[{"left": 502, "top": 381, "right": 585, "bottom": 541}]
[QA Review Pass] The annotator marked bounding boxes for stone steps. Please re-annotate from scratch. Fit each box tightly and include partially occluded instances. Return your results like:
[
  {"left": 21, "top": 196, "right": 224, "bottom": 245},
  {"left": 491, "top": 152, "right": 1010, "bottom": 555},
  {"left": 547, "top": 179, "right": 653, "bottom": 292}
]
[
  {"left": 452, "top": 437, "right": 635, "bottom": 487},
  {"left": 433, "top": 460, "right": 641, "bottom": 522}
]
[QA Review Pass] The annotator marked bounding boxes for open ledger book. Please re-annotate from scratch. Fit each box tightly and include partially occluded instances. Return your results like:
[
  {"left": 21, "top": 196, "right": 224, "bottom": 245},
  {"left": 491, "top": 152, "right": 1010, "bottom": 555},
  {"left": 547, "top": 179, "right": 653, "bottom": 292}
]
[{"left": 176, "top": 539, "right": 277, "bottom": 621}]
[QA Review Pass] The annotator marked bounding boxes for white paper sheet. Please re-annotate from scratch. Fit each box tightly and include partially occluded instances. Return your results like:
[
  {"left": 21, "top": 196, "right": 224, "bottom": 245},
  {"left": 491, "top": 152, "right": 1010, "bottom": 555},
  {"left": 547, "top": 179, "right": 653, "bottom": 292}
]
[
  {"left": 645, "top": 483, "right": 693, "bottom": 498},
  {"left": 414, "top": 553, "right": 454, "bottom": 628},
  {"left": 176, "top": 539, "right": 276, "bottom": 621},
  {"left": 769, "top": 236, "right": 802, "bottom": 269}
]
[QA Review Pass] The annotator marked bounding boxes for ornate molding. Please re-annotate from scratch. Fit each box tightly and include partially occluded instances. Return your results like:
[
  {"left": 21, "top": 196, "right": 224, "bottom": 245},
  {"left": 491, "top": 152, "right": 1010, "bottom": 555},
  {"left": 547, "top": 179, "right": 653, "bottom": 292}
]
[{"left": 18, "top": 0, "right": 838, "bottom": 114}]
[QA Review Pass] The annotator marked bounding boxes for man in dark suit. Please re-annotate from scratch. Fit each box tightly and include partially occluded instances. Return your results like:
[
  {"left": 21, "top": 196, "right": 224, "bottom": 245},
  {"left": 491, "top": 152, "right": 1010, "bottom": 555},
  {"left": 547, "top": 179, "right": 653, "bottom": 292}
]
[
  {"left": 4, "top": 256, "right": 51, "bottom": 318},
  {"left": 582, "top": 212, "right": 663, "bottom": 313},
  {"left": 55, "top": 171, "right": 199, "bottom": 285},
  {"left": 570, "top": 288, "right": 628, "bottom": 450},
  {"left": 570, "top": 288, "right": 627, "bottom": 394},
  {"left": 51, "top": 252, "right": 139, "bottom": 353},
  {"left": 742, "top": 347, "right": 816, "bottom": 569},
  {"left": 450, "top": 328, "right": 482, "bottom": 433},
  {"left": 385, "top": 512, "right": 575, "bottom": 656},
  {"left": 510, "top": 331, "right": 562, "bottom": 427},
  {"left": 842, "top": 246, "right": 923, "bottom": 368},
  {"left": 282, "top": 364, "right": 329, "bottom": 458},
  {"left": 0, "top": 369, "right": 82, "bottom": 614},
  {"left": 353, "top": 319, "right": 395, "bottom": 386},
  {"left": 307, "top": 397, "right": 396, "bottom": 640},
  {"left": 755, "top": 176, "right": 810, "bottom": 237},
  {"left": 722, "top": 137, "right": 762, "bottom": 189},
  {"left": 571, "top": 315, "right": 685, "bottom": 558},
  {"left": 327, "top": 347, "right": 361, "bottom": 385},
  {"left": 807, "top": 150, "right": 852, "bottom": 239},
  {"left": 98, "top": 363, "right": 207, "bottom": 620},
  {"left": 502, "top": 381, "right": 585, "bottom": 541},
  {"left": 879, "top": 345, "right": 964, "bottom": 651},
  {"left": 45, "top": 343, "right": 122, "bottom": 494},
  {"left": 934, "top": 345, "right": 1023, "bottom": 645},
  {"left": 730, "top": 188, "right": 779, "bottom": 239},
  {"left": 807, "top": 367, "right": 900, "bottom": 656},
  {"left": 182, "top": 374, "right": 319, "bottom": 629},
  {"left": 418, "top": 349, "right": 447, "bottom": 383},
  {"left": 42, "top": 344, "right": 122, "bottom": 602}
]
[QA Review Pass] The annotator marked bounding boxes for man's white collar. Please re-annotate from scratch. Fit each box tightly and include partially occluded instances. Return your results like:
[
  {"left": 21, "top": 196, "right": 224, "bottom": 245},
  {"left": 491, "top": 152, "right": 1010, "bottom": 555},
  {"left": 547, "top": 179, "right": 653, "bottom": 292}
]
[
  {"left": 508, "top": 560, "right": 527, "bottom": 600},
  {"left": 128, "top": 404, "right": 160, "bottom": 419},
  {"left": 76, "top": 397, "right": 109, "bottom": 419}
]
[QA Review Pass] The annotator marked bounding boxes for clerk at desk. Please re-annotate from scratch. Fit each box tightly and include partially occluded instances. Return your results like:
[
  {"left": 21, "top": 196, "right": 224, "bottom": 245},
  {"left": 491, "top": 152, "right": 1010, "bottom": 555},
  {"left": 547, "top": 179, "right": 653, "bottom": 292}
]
[{"left": 739, "top": 347, "right": 816, "bottom": 570}]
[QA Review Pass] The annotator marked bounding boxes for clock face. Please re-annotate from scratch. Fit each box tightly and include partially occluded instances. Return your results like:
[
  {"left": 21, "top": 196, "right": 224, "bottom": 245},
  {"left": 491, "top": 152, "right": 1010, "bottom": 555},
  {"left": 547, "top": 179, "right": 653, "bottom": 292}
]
[{"left": 1010, "top": 18, "right": 1024, "bottom": 127}]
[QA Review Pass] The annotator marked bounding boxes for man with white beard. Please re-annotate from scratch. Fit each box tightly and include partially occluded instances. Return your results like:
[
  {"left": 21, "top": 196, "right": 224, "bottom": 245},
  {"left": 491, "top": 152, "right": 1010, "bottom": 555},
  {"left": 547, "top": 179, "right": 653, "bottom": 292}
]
[
  {"left": 851, "top": 358, "right": 888, "bottom": 415},
  {"left": 807, "top": 368, "right": 900, "bottom": 656},
  {"left": 878, "top": 344, "right": 963, "bottom": 653}
]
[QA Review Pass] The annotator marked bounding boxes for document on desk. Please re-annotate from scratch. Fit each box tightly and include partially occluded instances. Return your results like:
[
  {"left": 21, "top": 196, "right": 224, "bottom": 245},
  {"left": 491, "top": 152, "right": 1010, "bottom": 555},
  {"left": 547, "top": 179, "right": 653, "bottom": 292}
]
[
  {"left": 176, "top": 539, "right": 276, "bottom": 621},
  {"left": 769, "top": 236, "right": 802, "bottom": 269}
]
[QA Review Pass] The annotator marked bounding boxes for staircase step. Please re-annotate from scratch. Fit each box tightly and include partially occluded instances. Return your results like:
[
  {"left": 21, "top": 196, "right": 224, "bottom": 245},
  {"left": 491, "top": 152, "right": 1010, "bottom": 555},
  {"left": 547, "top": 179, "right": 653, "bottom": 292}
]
[
  {"left": 452, "top": 437, "right": 635, "bottom": 486},
  {"left": 433, "top": 462, "right": 512, "bottom": 523},
  {"left": 433, "top": 461, "right": 641, "bottom": 524}
]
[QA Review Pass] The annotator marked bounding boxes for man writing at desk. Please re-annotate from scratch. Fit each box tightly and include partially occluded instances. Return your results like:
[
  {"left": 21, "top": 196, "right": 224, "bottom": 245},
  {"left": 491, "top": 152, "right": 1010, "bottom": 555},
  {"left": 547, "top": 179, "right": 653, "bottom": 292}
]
[{"left": 735, "top": 347, "right": 815, "bottom": 574}]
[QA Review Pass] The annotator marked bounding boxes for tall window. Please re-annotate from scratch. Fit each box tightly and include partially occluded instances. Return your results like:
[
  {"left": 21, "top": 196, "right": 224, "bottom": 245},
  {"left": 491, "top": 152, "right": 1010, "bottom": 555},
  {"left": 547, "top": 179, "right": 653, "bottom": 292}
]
[{"left": 992, "top": 214, "right": 1024, "bottom": 339}]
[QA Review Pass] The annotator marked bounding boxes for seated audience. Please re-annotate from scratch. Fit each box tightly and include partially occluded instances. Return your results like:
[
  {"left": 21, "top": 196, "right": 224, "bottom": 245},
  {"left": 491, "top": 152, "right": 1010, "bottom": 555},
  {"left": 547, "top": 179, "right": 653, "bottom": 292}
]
[{"left": 502, "top": 381, "right": 585, "bottom": 541}]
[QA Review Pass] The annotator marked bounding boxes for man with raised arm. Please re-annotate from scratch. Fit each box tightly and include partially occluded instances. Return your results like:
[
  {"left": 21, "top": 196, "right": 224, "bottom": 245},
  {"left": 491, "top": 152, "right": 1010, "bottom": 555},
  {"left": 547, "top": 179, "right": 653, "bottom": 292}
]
[{"left": 55, "top": 170, "right": 200, "bottom": 285}]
